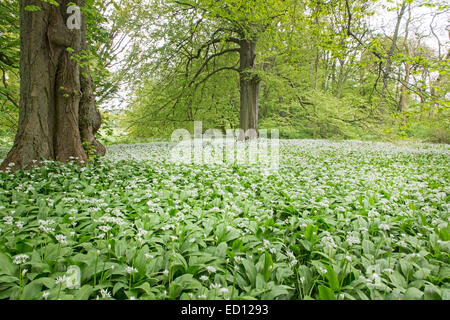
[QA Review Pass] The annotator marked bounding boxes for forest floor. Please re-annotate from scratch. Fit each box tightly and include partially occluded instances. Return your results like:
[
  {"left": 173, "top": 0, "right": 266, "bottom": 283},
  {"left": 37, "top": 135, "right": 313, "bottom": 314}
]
[{"left": 0, "top": 140, "right": 449, "bottom": 300}]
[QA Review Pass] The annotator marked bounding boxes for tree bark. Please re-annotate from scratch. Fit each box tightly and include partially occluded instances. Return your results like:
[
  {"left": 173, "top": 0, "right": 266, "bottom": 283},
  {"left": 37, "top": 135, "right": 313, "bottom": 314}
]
[
  {"left": 398, "top": 4, "right": 411, "bottom": 115},
  {"left": 238, "top": 39, "right": 260, "bottom": 141},
  {"left": 0, "top": 0, "right": 105, "bottom": 171}
]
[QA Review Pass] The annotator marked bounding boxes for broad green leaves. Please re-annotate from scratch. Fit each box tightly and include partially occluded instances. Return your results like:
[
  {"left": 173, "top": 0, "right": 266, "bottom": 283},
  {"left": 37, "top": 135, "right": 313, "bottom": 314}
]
[{"left": 0, "top": 140, "right": 449, "bottom": 300}]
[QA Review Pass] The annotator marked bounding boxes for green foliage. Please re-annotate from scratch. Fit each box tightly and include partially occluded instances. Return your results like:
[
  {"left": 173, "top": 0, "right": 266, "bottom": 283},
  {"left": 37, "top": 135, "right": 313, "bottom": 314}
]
[{"left": 118, "top": 0, "right": 448, "bottom": 144}]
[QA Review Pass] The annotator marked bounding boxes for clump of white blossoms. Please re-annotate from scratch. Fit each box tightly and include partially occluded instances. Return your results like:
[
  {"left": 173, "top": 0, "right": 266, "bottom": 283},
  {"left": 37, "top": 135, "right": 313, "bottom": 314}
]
[
  {"left": 346, "top": 233, "right": 361, "bottom": 246},
  {"left": 38, "top": 219, "right": 56, "bottom": 233},
  {"left": 3, "top": 216, "right": 13, "bottom": 225},
  {"left": 209, "top": 283, "right": 222, "bottom": 289},
  {"left": 125, "top": 266, "right": 138, "bottom": 274},
  {"left": 13, "top": 254, "right": 29, "bottom": 265},
  {"left": 206, "top": 266, "right": 217, "bottom": 273},
  {"left": 98, "top": 225, "right": 112, "bottom": 233},
  {"left": 321, "top": 232, "right": 337, "bottom": 249},
  {"left": 286, "top": 250, "right": 298, "bottom": 267},
  {"left": 15, "top": 221, "right": 24, "bottom": 229},
  {"left": 100, "top": 289, "right": 112, "bottom": 299},
  {"left": 55, "top": 234, "right": 67, "bottom": 245},
  {"left": 55, "top": 275, "right": 67, "bottom": 285}
]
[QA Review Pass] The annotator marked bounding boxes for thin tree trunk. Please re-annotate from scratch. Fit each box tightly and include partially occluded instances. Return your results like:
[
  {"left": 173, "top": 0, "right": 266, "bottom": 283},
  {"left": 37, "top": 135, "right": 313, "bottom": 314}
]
[
  {"left": 380, "top": 1, "right": 407, "bottom": 123},
  {"left": 313, "top": 47, "right": 319, "bottom": 139},
  {"left": 1, "top": 0, "right": 105, "bottom": 171},
  {"left": 398, "top": 4, "right": 411, "bottom": 116}
]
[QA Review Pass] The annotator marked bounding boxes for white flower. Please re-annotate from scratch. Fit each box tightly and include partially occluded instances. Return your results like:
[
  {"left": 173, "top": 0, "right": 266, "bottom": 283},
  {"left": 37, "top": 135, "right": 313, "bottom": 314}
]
[
  {"left": 200, "top": 275, "right": 209, "bottom": 281},
  {"left": 398, "top": 240, "right": 408, "bottom": 248},
  {"left": 319, "top": 267, "right": 327, "bottom": 274},
  {"left": 346, "top": 235, "right": 361, "bottom": 246},
  {"left": 55, "top": 275, "right": 67, "bottom": 285},
  {"left": 379, "top": 223, "right": 390, "bottom": 231},
  {"left": 137, "top": 228, "right": 148, "bottom": 237},
  {"left": 100, "top": 289, "right": 111, "bottom": 299},
  {"left": 286, "top": 251, "right": 295, "bottom": 259},
  {"left": 321, "top": 235, "right": 337, "bottom": 249},
  {"left": 3, "top": 216, "right": 13, "bottom": 225},
  {"left": 209, "top": 283, "right": 222, "bottom": 289},
  {"left": 98, "top": 225, "right": 112, "bottom": 233},
  {"left": 42, "top": 292, "right": 50, "bottom": 300},
  {"left": 15, "top": 221, "right": 24, "bottom": 229},
  {"left": 22, "top": 269, "right": 28, "bottom": 276},
  {"left": 198, "top": 294, "right": 207, "bottom": 299},
  {"left": 162, "top": 269, "right": 169, "bottom": 276},
  {"left": 219, "top": 288, "right": 229, "bottom": 294},
  {"left": 289, "top": 258, "right": 298, "bottom": 267},
  {"left": 55, "top": 234, "right": 67, "bottom": 245},
  {"left": 144, "top": 253, "right": 154, "bottom": 259},
  {"left": 38, "top": 219, "right": 56, "bottom": 233},
  {"left": 206, "top": 266, "right": 217, "bottom": 273},
  {"left": 125, "top": 266, "right": 138, "bottom": 274},
  {"left": 13, "top": 254, "right": 29, "bottom": 265}
]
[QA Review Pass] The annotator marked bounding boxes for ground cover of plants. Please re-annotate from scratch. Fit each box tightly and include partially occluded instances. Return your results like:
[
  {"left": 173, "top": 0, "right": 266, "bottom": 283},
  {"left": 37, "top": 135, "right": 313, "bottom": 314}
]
[{"left": 0, "top": 140, "right": 449, "bottom": 300}]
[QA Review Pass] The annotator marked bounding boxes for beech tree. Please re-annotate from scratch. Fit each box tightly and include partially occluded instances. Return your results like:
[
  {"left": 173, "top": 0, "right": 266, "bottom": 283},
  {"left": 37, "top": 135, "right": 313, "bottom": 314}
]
[
  {"left": 0, "top": 0, "right": 105, "bottom": 171},
  {"left": 124, "top": 0, "right": 291, "bottom": 140}
]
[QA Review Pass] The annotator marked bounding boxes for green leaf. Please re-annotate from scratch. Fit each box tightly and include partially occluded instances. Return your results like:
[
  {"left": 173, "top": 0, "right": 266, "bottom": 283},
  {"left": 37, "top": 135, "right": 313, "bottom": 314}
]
[
  {"left": 263, "top": 252, "right": 273, "bottom": 282},
  {"left": 0, "top": 253, "right": 16, "bottom": 276},
  {"left": 74, "top": 285, "right": 94, "bottom": 300},
  {"left": 326, "top": 265, "right": 339, "bottom": 290},
  {"left": 318, "top": 285, "right": 336, "bottom": 300},
  {"left": 404, "top": 287, "right": 423, "bottom": 300},
  {"left": 24, "top": 5, "right": 41, "bottom": 12},
  {"left": 136, "top": 282, "right": 154, "bottom": 296},
  {"left": 242, "top": 259, "right": 257, "bottom": 287},
  {"left": 389, "top": 271, "right": 407, "bottom": 288},
  {"left": 424, "top": 285, "right": 442, "bottom": 300},
  {"left": 22, "top": 281, "right": 42, "bottom": 300},
  {"left": 265, "top": 285, "right": 291, "bottom": 300}
]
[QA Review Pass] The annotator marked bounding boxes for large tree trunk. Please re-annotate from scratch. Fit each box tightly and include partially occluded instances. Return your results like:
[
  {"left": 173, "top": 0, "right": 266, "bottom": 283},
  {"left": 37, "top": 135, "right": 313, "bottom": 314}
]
[
  {"left": 238, "top": 39, "right": 260, "bottom": 141},
  {"left": 0, "top": 0, "right": 105, "bottom": 171}
]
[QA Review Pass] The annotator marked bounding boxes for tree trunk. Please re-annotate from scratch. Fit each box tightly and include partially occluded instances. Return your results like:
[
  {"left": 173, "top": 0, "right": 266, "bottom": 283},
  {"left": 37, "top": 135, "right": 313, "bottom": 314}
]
[
  {"left": 398, "top": 4, "right": 411, "bottom": 116},
  {"left": 0, "top": 0, "right": 105, "bottom": 171},
  {"left": 398, "top": 64, "right": 410, "bottom": 113},
  {"left": 380, "top": 1, "right": 407, "bottom": 123},
  {"left": 238, "top": 39, "right": 260, "bottom": 141}
]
